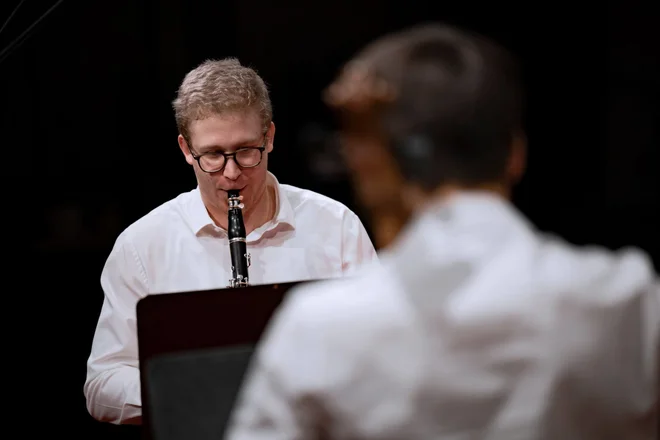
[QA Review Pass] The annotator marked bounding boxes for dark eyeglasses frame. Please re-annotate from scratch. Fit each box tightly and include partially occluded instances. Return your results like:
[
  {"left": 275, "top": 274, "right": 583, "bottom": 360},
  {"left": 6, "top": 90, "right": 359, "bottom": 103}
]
[{"left": 187, "top": 133, "right": 268, "bottom": 173}]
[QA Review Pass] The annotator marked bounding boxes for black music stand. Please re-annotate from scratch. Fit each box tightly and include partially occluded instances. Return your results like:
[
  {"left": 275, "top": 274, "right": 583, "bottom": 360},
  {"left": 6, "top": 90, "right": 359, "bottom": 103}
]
[{"left": 136, "top": 281, "right": 307, "bottom": 440}]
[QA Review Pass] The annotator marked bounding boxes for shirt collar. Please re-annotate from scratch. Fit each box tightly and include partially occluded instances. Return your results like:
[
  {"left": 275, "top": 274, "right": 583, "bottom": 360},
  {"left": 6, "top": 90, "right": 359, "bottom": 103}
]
[
  {"left": 186, "top": 172, "right": 296, "bottom": 237},
  {"left": 385, "top": 189, "right": 537, "bottom": 277},
  {"left": 378, "top": 190, "right": 537, "bottom": 311}
]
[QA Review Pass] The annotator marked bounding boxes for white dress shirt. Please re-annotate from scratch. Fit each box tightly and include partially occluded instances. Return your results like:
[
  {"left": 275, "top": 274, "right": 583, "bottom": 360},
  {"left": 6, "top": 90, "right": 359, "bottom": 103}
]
[
  {"left": 84, "top": 172, "right": 377, "bottom": 424},
  {"left": 226, "top": 191, "right": 659, "bottom": 440}
]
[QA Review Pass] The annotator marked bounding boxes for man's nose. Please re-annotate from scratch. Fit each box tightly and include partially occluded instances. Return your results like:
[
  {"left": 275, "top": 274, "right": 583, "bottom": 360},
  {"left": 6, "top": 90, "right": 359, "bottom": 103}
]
[{"left": 223, "top": 158, "right": 242, "bottom": 180}]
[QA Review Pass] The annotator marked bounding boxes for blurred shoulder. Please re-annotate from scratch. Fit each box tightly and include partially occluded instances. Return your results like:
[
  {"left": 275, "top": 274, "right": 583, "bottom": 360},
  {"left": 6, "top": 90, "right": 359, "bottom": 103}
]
[
  {"left": 535, "top": 233, "right": 658, "bottom": 307},
  {"left": 274, "top": 260, "right": 402, "bottom": 333}
]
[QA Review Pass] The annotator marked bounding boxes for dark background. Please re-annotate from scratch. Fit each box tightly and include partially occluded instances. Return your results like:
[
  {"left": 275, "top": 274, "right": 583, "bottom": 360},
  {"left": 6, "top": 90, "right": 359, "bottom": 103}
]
[{"left": 1, "top": 0, "right": 657, "bottom": 437}]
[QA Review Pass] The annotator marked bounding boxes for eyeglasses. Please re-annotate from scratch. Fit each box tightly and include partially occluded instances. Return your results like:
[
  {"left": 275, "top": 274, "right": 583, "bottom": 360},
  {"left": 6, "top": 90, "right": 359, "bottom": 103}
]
[{"left": 189, "top": 140, "right": 267, "bottom": 173}]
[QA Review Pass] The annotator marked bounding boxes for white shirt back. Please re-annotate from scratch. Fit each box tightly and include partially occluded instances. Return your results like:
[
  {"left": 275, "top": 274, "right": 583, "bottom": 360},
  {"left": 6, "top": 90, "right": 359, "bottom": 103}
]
[
  {"left": 84, "top": 173, "right": 377, "bottom": 424},
  {"left": 227, "top": 191, "right": 659, "bottom": 440}
]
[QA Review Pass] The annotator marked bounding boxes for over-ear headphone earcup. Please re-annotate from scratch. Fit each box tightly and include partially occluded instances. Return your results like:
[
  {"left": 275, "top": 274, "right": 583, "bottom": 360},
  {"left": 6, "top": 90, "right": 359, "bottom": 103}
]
[{"left": 390, "top": 134, "right": 438, "bottom": 190}]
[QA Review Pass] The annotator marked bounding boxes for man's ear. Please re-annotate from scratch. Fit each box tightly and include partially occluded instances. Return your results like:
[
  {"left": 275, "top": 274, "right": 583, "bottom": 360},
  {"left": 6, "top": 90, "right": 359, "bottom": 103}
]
[
  {"left": 178, "top": 135, "right": 195, "bottom": 166},
  {"left": 507, "top": 132, "right": 527, "bottom": 184},
  {"left": 265, "top": 122, "right": 275, "bottom": 153}
]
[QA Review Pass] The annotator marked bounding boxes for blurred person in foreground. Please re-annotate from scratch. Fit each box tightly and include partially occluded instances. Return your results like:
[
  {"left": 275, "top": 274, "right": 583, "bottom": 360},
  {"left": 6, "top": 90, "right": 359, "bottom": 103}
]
[
  {"left": 83, "top": 58, "right": 377, "bottom": 425},
  {"left": 225, "top": 22, "right": 659, "bottom": 439}
]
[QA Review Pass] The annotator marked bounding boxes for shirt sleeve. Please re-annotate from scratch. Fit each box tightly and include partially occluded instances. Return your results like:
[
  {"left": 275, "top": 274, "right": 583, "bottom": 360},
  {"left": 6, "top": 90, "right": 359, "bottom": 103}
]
[
  {"left": 225, "top": 288, "right": 328, "bottom": 440},
  {"left": 550, "top": 265, "right": 659, "bottom": 437},
  {"left": 83, "top": 233, "right": 148, "bottom": 424},
  {"left": 340, "top": 210, "right": 378, "bottom": 274}
]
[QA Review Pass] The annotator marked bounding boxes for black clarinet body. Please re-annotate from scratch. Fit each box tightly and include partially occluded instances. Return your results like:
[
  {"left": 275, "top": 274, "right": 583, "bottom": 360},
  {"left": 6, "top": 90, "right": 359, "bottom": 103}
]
[{"left": 227, "top": 190, "right": 250, "bottom": 287}]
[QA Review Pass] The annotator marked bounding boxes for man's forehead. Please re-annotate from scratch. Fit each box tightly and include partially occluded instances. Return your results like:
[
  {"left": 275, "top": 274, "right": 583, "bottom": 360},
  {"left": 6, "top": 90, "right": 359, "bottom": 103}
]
[
  {"left": 195, "top": 134, "right": 264, "bottom": 152},
  {"left": 189, "top": 113, "right": 264, "bottom": 150}
]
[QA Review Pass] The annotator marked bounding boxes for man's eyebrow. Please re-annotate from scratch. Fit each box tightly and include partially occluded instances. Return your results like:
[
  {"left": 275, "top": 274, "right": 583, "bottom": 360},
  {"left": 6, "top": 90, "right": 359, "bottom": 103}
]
[
  {"left": 196, "top": 144, "right": 226, "bottom": 153},
  {"left": 197, "top": 136, "right": 265, "bottom": 153}
]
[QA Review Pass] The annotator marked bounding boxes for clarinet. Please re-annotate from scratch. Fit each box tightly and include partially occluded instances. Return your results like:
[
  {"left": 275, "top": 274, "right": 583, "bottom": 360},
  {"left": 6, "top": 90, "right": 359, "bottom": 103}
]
[{"left": 227, "top": 190, "right": 251, "bottom": 288}]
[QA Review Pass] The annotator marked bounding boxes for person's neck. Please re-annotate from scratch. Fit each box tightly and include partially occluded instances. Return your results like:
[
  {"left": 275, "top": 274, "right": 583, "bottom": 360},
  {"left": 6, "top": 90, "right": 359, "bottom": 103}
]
[
  {"left": 407, "top": 182, "right": 510, "bottom": 212},
  {"left": 369, "top": 181, "right": 510, "bottom": 249},
  {"left": 242, "top": 184, "right": 277, "bottom": 235}
]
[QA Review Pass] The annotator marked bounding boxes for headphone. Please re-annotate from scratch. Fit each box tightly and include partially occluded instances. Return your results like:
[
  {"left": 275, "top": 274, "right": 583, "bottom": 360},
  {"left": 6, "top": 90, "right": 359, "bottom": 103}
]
[{"left": 390, "top": 131, "right": 443, "bottom": 191}]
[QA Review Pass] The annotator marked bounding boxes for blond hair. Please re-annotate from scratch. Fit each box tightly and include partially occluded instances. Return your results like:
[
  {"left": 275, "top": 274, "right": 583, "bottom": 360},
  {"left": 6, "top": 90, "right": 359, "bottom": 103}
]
[{"left": 172, "top": 58, "right": 272, "bottom": 142}]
